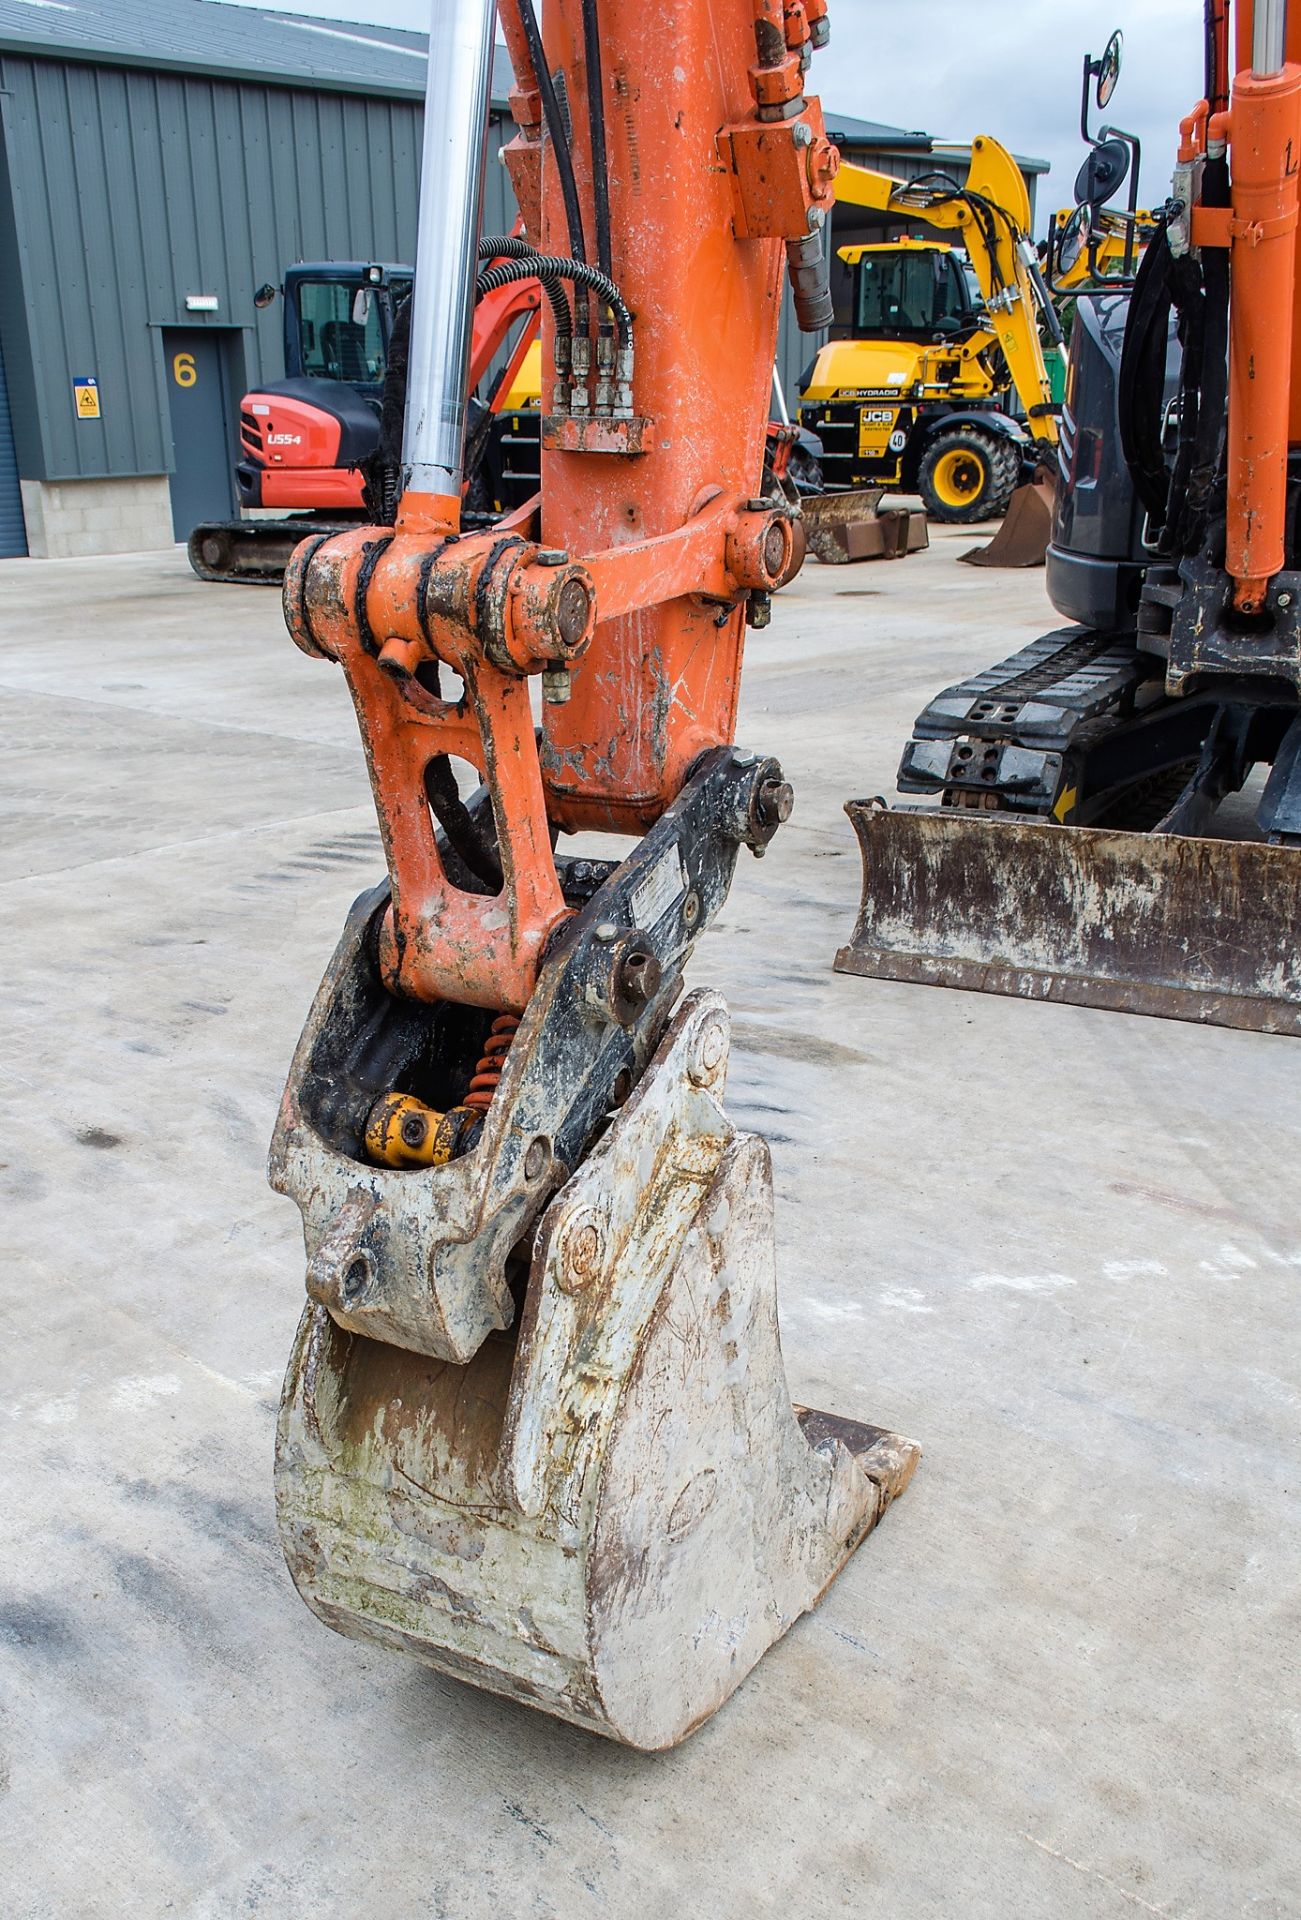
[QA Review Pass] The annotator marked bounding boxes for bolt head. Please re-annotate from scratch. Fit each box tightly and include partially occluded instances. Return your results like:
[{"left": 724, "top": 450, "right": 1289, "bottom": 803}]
[
  {"left": 594, "top": 921, "right": 619, "bottom": 944},
  {"left": 523, "top": 1136, "right": 551, "bottom": 1182},
  {"left": 542, "top": 666, "right": 573, "bottom": 705},
  {"left": 536, "top": 548, "right": 569, "bottom": 566},
  {"left": 557, "top": 1208, "right": 605, "bottom": 1293},
  {"left": 688, "top": 1016, "right": 728, "bottom": 1086},
  {"left": 792, "top": 120, "right": 813, "bottom": 147},
  {"left": 760, "top": 777, "right": 795, "bottom": 824},
  {"left": 807, "top": 205, "right": 826, "bottom": 231}
]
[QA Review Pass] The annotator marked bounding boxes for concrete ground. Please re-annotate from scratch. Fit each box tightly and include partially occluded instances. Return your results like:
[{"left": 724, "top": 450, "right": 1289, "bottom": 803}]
[{"left": 2, "top": 532, "right": 1298, "bottom": 1920}]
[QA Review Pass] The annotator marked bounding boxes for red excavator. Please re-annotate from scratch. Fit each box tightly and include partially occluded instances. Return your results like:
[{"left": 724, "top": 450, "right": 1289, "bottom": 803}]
[{"left": 187, "top": 259, "right": 541, "bottom": 582}]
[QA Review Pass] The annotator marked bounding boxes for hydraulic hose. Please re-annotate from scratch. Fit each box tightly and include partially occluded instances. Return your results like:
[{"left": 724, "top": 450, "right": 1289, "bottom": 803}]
[
  {"left": 1117, "top": 215, "right": 1176, "bottom": 528},
  {"left": 478, "top": 235, "right": 574, "bottom": 339},
  {"left": 475, "top": 253, "right": 632, "bottom": 347},
  {"left": 580, "top": 0, "right": 613, "bottom": 285},
  {"left": 505, "top": 0, "right": 590, "bottom": 333}
]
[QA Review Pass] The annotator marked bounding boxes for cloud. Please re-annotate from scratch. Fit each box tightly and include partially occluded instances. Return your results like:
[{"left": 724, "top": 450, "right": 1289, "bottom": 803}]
[{"left": 216, "top": 0, "right": 1202, "bottom": 232}]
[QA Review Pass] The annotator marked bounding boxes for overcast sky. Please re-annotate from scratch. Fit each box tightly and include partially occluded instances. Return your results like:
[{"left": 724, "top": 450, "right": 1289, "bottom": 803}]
[{"left": 216, "top": 0, "right": 1202, "bottom": 233}]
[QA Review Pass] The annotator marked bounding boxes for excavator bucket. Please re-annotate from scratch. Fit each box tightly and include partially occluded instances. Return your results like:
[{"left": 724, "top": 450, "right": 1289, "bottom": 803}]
[
  {"left": 274, "top": 956, "right": 918, "bottom": 1750},
  {"left": 834, "top": 801, "right": 1301, "bottom": 1035},
  {"left": 958, "top": 473, "right": 1054, "bottom": 569},
  {"left": 802, "top": 488, "right": 929, "bottom": 564}
]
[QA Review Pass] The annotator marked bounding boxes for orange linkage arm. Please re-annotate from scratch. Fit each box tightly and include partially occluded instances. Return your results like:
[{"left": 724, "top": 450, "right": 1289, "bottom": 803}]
[{"left": 288, "top": 0, "right": 835, "bottom": 1014}]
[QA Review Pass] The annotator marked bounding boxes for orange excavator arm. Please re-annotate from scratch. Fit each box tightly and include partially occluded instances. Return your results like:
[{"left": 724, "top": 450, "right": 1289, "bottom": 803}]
[{"left": 269, "top": 0, "right": 917, "bottom": 1751}]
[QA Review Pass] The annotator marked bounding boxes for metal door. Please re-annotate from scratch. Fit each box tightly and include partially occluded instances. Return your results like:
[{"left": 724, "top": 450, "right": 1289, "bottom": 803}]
[
  {"left": 0, "top": 334, "right": 27, "bottom": 556},
  {"left": 162, "top": 329, "right": 235, "bottom": 539}
]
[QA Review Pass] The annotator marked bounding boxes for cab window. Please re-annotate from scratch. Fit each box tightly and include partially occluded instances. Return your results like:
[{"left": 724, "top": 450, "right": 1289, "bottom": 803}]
[
  {"left": 296, "top": 280, "right": 387, "bottom": 384},
  {"left": 854, "top": 251, "right": 973, "bottom": 342}
]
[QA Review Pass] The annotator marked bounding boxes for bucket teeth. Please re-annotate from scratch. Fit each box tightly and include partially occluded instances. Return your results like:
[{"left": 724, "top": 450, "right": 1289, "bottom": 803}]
[{"left": 275, "top": 988, "right": 918, "bottom": 1749}]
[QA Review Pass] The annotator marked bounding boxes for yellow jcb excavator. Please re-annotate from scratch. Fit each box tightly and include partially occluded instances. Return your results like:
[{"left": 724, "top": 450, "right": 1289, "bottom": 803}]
[{"left": 800, "top": 135, "right": 1065, "bottom": 558}]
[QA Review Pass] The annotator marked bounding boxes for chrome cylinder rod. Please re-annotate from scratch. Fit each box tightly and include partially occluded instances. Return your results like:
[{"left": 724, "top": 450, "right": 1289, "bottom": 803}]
[
  {"left": 1253, "top": 0, "right": 1288, "bottom": 75},
  {"left": 402, "top": 0, "right": 497, "bottom": 500}
]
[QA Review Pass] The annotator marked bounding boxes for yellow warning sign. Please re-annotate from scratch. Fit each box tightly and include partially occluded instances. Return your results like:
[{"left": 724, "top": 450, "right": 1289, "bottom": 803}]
[{"left": 73, "top": 376, "right": 101, "bottom": 420}]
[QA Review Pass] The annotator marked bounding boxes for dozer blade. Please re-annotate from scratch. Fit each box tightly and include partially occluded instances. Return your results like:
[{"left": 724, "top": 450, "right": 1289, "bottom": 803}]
[
  {"left": 958, "top": 474, "right": 1053, "bottom": 569},
  {"left": 275, "top": 986, "right": 918, "bottom": 1750},
  {"left": 834, "top": 801, "right": 1301, "bottom": 1035},
  {"left": 802, "top": 488, "right": 929, "bottom": 565}
]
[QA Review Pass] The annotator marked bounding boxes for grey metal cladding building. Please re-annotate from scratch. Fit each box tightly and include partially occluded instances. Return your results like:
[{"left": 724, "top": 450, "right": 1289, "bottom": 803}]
[{"left": 0, "top": 0, "right": 1044, "bottom": 561}]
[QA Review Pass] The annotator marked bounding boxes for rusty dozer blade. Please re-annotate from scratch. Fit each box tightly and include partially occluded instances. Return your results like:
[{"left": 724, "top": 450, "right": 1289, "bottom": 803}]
[
  {"left": 958, "top": 473, "right": 1053, "bottom": 569},
  {"left": 834, "top": 801, "right": 1301, "bottom": 1035},
  {"left": 802, "top": 488, "right": 929, "bottom": 565},
  {"left": 274, "top": 977, "right": 918, "bottom": 1750}
]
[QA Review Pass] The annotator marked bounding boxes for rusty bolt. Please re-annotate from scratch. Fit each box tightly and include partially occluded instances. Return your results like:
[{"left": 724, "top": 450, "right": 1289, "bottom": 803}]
[
  {"left": 682, "top": 890, "right": 700, "bottom": 927},
  {"left": 523, "top": 1136, "right": 551, "bottom": 1182},
  {"left": 763, "top": 521, "right": 788, "bottom": 577},
  {"left": 610, "top": 1066, "right": 633, "bottom": 1106},
  {"left": 559, "top": 1214, "right": 603, "bottom": 1293},
  {"left": 400, "top": 1111, "right": 428, "bottom": 1149},
  {"left": 748, "top": 592, "right": 773, "bottom": 629},
  {"left": 688, "top": 1016, "right": 728, "bottom": 1087},
  {"left": 757, "top": 776, "right": 795, "bottom": 826},
  {"left": 612, "top": 944, "right": 661, "bottom": 1018},
  {"left": 542, "top": 667, "right": 572, "bottom": 705},
  {"left": 554, "top": 575, "right": 593, "bottom": 650}
]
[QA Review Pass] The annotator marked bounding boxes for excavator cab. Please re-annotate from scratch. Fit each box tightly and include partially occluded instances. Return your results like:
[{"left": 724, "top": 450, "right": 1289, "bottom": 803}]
[
  {"left": 850, "top": 240, "right": 978, "bottom": 343},
  {"left": 282, "top": 264, "right": 412, "bottom": 395}
]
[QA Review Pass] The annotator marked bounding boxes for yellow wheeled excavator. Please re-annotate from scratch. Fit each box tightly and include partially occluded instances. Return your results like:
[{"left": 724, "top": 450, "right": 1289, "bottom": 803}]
[{"left": 800, "top": 135, "right": 1065, "bottom": 548}]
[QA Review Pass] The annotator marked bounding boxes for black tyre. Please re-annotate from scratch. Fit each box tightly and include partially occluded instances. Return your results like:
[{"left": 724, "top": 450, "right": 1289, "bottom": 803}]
[{"left": 917, "top": 429, "right": 1020, "bottom": 524}]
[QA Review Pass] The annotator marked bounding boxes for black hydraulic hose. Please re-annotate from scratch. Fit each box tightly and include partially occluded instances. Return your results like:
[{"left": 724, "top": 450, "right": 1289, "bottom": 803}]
[
  {"left": 478, "top": 235, "right": 574, "bottom": 339},
  {"left": 1164, "top": 249, "right": 1207, "bottom": 553},
  {"left": 580, "top": 0, "right": 613, "bottom": 285},
  {"left": 1117, "top": 215, "right": 1176, "bottom": 526},
  {"left": 476, "top": 253, "right": 632, "bottom": 347},
  {"left": 506, "top": 0, "right": 590, "bottom": 332},
  {"left": 1188, "top": 152, "right": 1230, "bottom": 535}
]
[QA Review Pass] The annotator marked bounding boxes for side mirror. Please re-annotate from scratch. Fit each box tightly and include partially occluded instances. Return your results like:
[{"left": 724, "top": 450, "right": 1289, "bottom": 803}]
[
  {"left": 1074, "top": 136, "right": 1130, "bottom": 211},
  {"left": 253, "top": 283, "right": 279, "bottom": 309},
  {"left": 352, "top": 288, "right": 374, "bottom": 327},
  {"left": 1095, "top": 30, "right": 1123, "bottom": 110}
]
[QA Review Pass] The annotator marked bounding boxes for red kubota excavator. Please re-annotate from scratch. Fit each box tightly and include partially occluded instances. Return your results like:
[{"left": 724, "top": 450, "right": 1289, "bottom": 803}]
[
  {"left": 187, "top": 258, "right": 542, "bottom": 582},
  {"left": 838, "top": 4, "right": 1301, "bottom": 1035},
  {"left": 267, "top": 0, "right": 918, "bottom": 1749}
]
